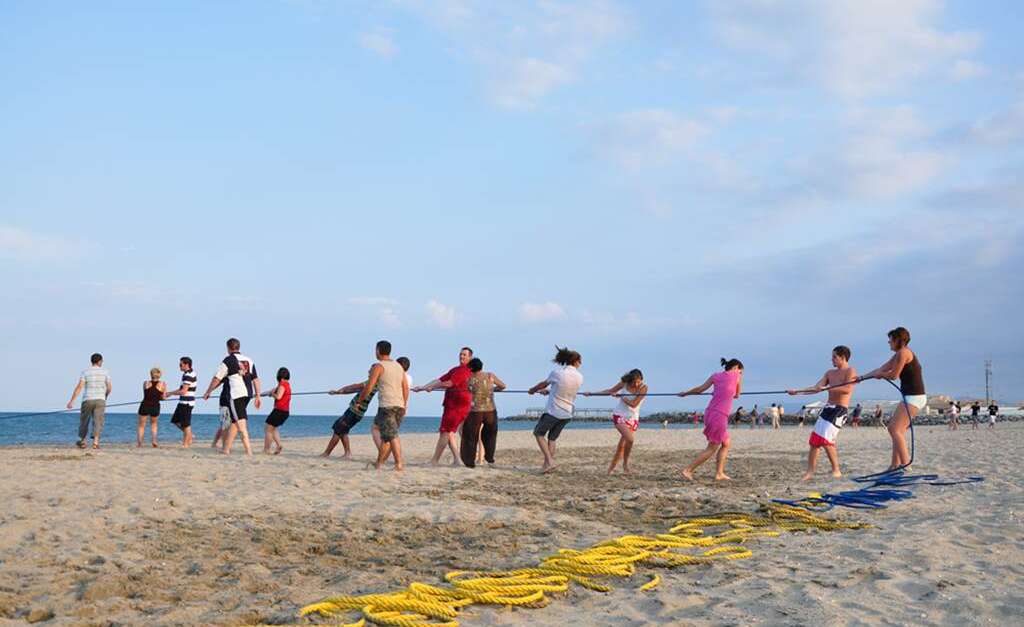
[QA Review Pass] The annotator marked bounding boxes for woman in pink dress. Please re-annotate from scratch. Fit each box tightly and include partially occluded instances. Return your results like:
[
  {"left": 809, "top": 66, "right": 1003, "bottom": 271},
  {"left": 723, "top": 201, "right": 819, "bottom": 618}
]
[{"left": 677, "top": 358, "right": 744, "bottom": 481}]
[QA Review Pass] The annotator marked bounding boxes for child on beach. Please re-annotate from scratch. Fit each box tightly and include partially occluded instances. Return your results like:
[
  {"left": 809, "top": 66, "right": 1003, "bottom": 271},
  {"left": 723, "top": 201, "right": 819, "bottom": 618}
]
[
  {"left": 677, "top": 358, "right": 743, "bottom": 481},
  {"left": 787, "top": 345, "right": 858, "bottom": 480},
  {"left": 528, "top": 346, "right": 583, "bottom": 474},
  {"left": 584, "top": 368, "right": 648, "bottom": 475},
  {"left": 137, "top": 367, "right": 166, "bottom": 448},
  {"left": 323, "top": 367, "right": 380, "bottom": 459},
  {"left": 947, "top": 401, "right": 960, "bottom": 430},
  {"left": 262, "top": 367, "right": 292, "bottom": 455},
  {"left": 164, "top": 357, "right": 197, "bottom": 448}
]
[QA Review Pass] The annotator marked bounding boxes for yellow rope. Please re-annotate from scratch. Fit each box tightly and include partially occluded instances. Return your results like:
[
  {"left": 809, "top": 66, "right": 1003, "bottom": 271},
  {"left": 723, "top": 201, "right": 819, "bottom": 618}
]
[{"left": 299, "top": 504, "right": 868, "bottom": 626}]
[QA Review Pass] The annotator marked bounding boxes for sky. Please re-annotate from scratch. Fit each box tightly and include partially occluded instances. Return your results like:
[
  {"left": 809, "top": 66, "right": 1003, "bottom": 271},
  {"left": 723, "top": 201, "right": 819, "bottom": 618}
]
[{"left": 1, "top": 0, "right": 1022, "bottom": 416}]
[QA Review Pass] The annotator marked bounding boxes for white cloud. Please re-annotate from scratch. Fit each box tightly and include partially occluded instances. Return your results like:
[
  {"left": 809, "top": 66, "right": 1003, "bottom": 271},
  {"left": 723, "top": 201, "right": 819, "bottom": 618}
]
[
  {"left": 0, "top": 225, "right": 86, "bottom": 262},
  {"left": 951, "top": 58, "right": 988, "bottom": 81},
  {"left": 358, "top": 28, "right": 398, "bottom": 58},
  {"left": 967, "top": 98, "right": 1024, "bottom": 145},
  {"left": 426, "top": 299, "right": 458, "bottom": 328},
  {"left": 402, "top": 0, "right": 629, "bottom": 109},
  {"left": 347, "top": 296, "right": 398, "bottom": 306},
  {"left": 591, "top": 108, "right": 707, "bottom": 169},
  {"left": 348, "top": 296, "right": 401, "bottom": 327},
  {"left": 709, "top": 0, "right": 982, "bottom": 98},
  {"left": 518, "top": 301, "right": 567, "bottom": 323}
]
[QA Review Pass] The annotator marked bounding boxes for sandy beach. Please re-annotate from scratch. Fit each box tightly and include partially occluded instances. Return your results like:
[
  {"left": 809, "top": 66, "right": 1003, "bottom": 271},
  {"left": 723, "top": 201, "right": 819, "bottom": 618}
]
[{"left": 1, "top": 423, "right": 1021, "bottom": 626}]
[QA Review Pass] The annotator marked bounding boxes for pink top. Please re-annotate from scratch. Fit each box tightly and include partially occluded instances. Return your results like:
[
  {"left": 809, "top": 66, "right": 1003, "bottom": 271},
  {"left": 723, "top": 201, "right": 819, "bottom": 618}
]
[{"left": 706, "top": 369, "right": 740, "bottom": 416}]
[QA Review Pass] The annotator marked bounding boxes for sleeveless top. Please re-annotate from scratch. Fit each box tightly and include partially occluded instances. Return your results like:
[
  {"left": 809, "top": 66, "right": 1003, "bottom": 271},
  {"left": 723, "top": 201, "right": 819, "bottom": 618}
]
[
  {"left": 468, "top": 372, "right": 496, "bottom": 412},
  {"left": 899, "top": 353, "right": 925, "bottom": 395},
  {"left": 614, "top": 386, "right": 644, "bottom": 421},
  {"left": 376, "top": 360, "right": 406, "bottom": 408},
  {"left": 274, "top": 380, "right": 292, "bottom": 411},
  {"left": 706, "top": 370, "right": 740, "bottom": 416},
  {"left": 142, "top": 381, "right": 163, "bottom": 406}
]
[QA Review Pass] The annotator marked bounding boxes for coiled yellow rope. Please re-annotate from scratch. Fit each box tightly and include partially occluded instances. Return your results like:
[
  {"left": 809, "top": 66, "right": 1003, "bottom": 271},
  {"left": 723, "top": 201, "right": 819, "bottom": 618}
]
[{"left": 298, "top": 504, "right": 868, "bottom": 626}]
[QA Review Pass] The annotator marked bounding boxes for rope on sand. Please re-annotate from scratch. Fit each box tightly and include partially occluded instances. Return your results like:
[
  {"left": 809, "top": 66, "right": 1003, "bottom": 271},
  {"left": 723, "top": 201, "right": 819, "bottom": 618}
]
[{"left": 296, "top": 504, "right": 868, "bottom": 626}]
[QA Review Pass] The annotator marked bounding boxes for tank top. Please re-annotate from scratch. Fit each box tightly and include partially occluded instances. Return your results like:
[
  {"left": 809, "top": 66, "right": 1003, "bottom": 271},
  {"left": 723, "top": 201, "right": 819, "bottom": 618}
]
[
  {"left": 143, "top": 381, "right": 163, "bottom": 405},
  {"left": 468, "top": 372, "right": 495, "bottom": 412},
  {"left": 899, "top": 353, "right": 925, "bottom": 395},
  {"left": 706, "top": 370, "right": 740, "bottom": 416},
  {"left": 376, "top": 360, "right": 406, "bottom": 408},
  {"left": 274, "top": 380, "right": 292, "bottom": 411},
  {"left": 614, "top": 386, "right": 644, "bottom": 421}
]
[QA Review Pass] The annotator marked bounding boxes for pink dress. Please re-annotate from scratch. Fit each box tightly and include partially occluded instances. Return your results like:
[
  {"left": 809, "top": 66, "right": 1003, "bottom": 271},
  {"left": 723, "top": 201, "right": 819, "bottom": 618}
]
[{"left": 702, "top": 370, "right": 740, "bottom": 444}]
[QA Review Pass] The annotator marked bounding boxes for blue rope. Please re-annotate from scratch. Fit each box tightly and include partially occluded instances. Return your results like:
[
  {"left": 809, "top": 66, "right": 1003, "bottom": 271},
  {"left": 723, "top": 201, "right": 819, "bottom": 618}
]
[{"left": 773, "top": 380, "right": 983, "bottom": 511}]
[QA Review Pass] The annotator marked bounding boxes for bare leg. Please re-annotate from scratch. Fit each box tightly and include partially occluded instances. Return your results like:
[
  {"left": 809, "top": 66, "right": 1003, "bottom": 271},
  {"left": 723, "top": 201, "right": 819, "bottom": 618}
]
[
  {"left": 222, "top": 423, "right": 239, "bottom": 455},
  {"left": 608, "top": 437, "right": 625, "bottom": 474},
  {"left": 447, "top": 432, "right": 460, "bottom": 466},
  {"left": 390, "top": 437, "right": 404, "bottom": 471},
  {"left": 136, "top": 416, "right": 146, "bottom": 447},
  {"left": 430, "top": 433, "right": 449, "bottom": 465},
  {"left": 272, "top": 427, "right": 283, "bottom": 454},
  {"left": 371, "top": 425, "right": 382, "bottom": 452},
  {"left": 183, "top": 426, "right": 193, "bottom": 448},
  {"left": 714, "top": 440, "right": 731, "bottom": 480},
  {"left": 375, "top": 441, "right": 393, "bottom": 470},
  {"left": 683, "top": 442, "right": 719, "bottom": 479},
  {"left": 263, "top": 425, "right": 274, "bottom": 453},
  {"left": 803, "top": 447, "right": 820, "bottom": 481},
  {"left": 236, "top": 419, "right": 253, "bottom": 456},
  {"left": 621, "top": 432, "right": 635, "bottom": 474},
  {"left": 823, "top": 445, "right": 841, "bottom": 477},
  {"left": 535, "top": 435, "right": 556, "bottom": 472},
  {"left": 211, "top": 427, "right": 223, "bottom": 449},
  {"left": 476, "top": 423, "right": 484, "bottom": 464},
  {"left": 322, "top": 434, "right": 341, "bottom": 457},
  {"left": 150, "top": 417, "right": 159, "bottom": 447},
  {"left": 887, "top": 404, "right": 915, "bottom": 469}
]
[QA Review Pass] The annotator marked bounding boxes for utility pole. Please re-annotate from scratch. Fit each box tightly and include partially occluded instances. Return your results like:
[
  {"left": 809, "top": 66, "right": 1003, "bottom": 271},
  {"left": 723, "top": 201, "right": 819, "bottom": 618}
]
[{"left": 984, "top": 359, "right": 992, "bottom": 404}]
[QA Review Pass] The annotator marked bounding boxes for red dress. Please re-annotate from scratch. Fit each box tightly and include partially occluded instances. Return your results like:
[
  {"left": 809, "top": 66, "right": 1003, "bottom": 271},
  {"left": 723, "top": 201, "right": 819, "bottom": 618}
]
[{"left": 438, "top": 365, "right": 472, "bottom": 433}]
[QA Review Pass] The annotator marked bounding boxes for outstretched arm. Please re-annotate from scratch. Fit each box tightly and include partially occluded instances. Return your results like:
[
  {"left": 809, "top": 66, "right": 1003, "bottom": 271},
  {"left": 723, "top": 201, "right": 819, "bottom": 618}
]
[
  {"left": 678, "top": 376, "right": 714, "bottom": 397},
  {"left": 583, "top": 382, "right": 623, "bottom": 397},
  {"left": 787, "top": 373, "right": 829, "bottom": 396},
  {"left": 329, "top": 382, "right": 366, "bottom": 395},
  {"left": 203, "top": 376, "right": 223, "bottom": 401},
  {"left": 357, "top": 364, "right": 383, "bottom": 407},
  {"left": 491, "top": 374, "right": 507, "bottom": 392},
  {"left": 528, "top": 379, "right": 551, "bottom": 395},
  {"left": 863, "top": 350, "right": 910, "bottom": 381}
]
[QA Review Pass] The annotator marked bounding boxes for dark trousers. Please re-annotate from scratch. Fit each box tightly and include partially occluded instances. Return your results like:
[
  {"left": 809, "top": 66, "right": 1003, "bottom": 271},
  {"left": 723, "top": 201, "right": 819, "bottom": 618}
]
[{"left": 460, "top": 410, "right": 498, "bottom": 468}]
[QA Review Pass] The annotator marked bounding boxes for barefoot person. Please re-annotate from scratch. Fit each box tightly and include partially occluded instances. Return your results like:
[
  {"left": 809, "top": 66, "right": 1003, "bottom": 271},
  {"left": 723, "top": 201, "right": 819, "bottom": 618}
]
[
  {"left": 678, "top": 358, "right": 743, "bottom": 481},
  {"left": 165, "top": 357, "right": 197, "bottom": 448},
  {"left": 262, "top": 367, "right": 291, "bottom": 455},
  {"left": 415, "top": 347, "right": 473, "bottom": 467},
  {"left": 585, "top": 369, "right": 647, "bottom": 475},
  {"left": 202, "top": 338, "right": 260, "bottom": 456},
  {"left": 137, "top": 367, "right": 166, "bottom": 448},
  {"left": 860, "top": 326, "right": 924, "bottom": 470},
  {"left": 460, "top": 357, "right": 506, "bottom": 468},
  {"left": 787, "top": 345, "right": 858, "bottom": 480},
  {"left": 323, "top": 367, "right": 381, "bottom": 459},
  {"left": 66, "top": 353, "right": 111, "bottom": 449},
  {"left": 364, "top": 341, "right": 409, "bottom": 471},
  {"left": 528, "top": 347, "right": 583, "bottom": 474}
]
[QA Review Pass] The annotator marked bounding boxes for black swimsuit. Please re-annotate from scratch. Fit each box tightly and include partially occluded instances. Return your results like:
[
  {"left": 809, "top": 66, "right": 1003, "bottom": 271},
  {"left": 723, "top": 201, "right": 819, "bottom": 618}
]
[
  {"left": 899, "top": 353, "right": 925, "bottom": 396},
  {"left": 139, "top": 382, "right": 162, "bottom": 417}
]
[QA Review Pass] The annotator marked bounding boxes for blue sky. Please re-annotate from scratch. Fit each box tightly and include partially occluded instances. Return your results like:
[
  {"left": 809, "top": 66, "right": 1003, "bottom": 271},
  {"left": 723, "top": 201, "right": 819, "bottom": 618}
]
[{"left": 1, "top": 0, "right": 1022, "bottom": 415}]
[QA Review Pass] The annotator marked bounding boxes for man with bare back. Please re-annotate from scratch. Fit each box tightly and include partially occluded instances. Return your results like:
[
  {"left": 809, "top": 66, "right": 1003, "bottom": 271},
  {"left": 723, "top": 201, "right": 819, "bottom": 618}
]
[{"left": 787, "top": 345, "right": 857, "bottom": 480}]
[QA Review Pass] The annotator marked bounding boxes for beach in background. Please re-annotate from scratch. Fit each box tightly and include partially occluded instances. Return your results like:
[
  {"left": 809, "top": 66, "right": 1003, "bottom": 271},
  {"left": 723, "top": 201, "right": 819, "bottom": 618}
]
[{"left": 0, "top": 423, "right": 1020, "bottom": 625}]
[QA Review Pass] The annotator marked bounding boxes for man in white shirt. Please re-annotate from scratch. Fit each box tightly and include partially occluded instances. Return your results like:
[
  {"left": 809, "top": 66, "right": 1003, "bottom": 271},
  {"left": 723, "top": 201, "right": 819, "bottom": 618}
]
[
  {"left": 66, "top": 353, "right": 111, "bottom": 449},
  {"left": 203, "top": 338, "right": 260, "bottom": 456},
  {"left": 528, "top": 347, "right": 583, "bottom": 473}
]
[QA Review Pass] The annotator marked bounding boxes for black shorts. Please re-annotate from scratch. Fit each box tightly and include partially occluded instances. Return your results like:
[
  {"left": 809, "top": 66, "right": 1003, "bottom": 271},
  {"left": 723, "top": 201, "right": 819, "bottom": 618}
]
[
  {"left": 228, "top": 397, "right": 250, "bottom": 423},
  {"left": 266, "top": 409, "right": 290, "bottom": 427},
  {"left": 171, "top": 404, "right": 193, "bottom": 429},
  {"left": 332, "top": 410, "right": 363, "bottom": 436},
  {"left": 533, "top": 413, "right": 571, "bottom": 441},
  {"left": 138, "top": 403, "right": 160, "bottom": 418}
]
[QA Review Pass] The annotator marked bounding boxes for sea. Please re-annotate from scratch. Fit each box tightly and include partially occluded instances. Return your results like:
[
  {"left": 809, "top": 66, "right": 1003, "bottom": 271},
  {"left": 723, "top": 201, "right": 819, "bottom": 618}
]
[{"left": 0, "top": 411, "right": 702, "bottom": 447}]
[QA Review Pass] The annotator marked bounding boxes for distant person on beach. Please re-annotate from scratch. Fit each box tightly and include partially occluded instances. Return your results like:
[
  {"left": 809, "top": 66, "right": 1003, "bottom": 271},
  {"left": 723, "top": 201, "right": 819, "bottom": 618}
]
[
  {"left": 262, "top": 367, "right": 291, "bottom": 455},
  {"left": 851, "top": 403, "right": 862, "bottom": 427},
  {"left": 164, "top": 357, "right": 197, "bottom": 447},
  {"left": 798, "top": 405, "right": 807, "bottom": 427},
  {"left": 988, "top": 402, "right": 999, "bottom": 428},
  {"left": 364, "top": 340, "right": 408, "bottom": 471},
  {"left": 787, "top": 345, "right": 857, "bottom": 480},
  {"left": 861, "top": 327, "right": 924, "bottom": 470},
  {"left": 460, "top": 357, "right": 506, "bottom": 468},
  {"left": 136, "top": 368, "right": 166, "bottom": 448},
  {"left": 678, "top": 358, "right": 743, "bottom": 481},
  {"left": 67, "top": 353, "right": 111, "bottom": 449},
  {"left": 970, "top": 401, "right": 980, "bottom": 430},
  {"left": 873, "top": 404, "right": 884, "bottom": 427},
  {"left": 751, "top": 404, "right": 760, "bottom": 429},
  {"left": 528, "top": 346, "right": 584, "bottom": 474},
  {"left": 584, "top": 368, "right": 648, "bottom": 475},
  {"left": 733, "top": 406, "right": 745, "bottom": 426},
  {"left": 202, "top": 338, "right": 260, "bottom": 456},
  {"left": 415, "top": 347, "right": 473, "bottom": 467},
  {"left": 769, "top": 403, "right": 781, "bottom": 429},
  {"left": 947, "top": 401, "right": 959, "bottom": 430}
]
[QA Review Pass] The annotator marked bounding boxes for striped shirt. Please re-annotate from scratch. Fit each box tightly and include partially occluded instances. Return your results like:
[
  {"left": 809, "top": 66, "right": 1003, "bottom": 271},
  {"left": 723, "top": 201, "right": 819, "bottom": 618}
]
[
  {"left": 179, "top": 369, "right": 197, "bottom": 407},
  {"left": 80, "top": 366, "right": 110, "bottom": 402}
]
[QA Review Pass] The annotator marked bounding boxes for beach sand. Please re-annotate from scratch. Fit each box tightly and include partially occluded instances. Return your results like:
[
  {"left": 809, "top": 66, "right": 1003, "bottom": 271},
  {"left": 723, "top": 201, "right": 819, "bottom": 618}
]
[{"left": 1, "top": 423, "right": 1021, "bottom": 626}]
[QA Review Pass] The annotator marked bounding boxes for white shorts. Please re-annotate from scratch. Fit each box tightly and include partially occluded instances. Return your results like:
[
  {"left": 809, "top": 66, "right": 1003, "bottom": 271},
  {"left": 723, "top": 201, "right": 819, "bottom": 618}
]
[
  {"left": 903, "top": 395, "right": 927, "bottom": 411},
  {"left": 989, "top": 416, "right": 996, "bottom": 424},
  {"left": 219, "top": 406, "right": 232, "bottom": 430}
]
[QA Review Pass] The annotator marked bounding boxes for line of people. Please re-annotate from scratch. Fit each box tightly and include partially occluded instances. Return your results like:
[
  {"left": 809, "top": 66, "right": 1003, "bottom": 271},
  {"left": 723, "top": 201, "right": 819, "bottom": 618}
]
[{"left": 65, "top": 326, "right": 928, "bottom": 479}]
